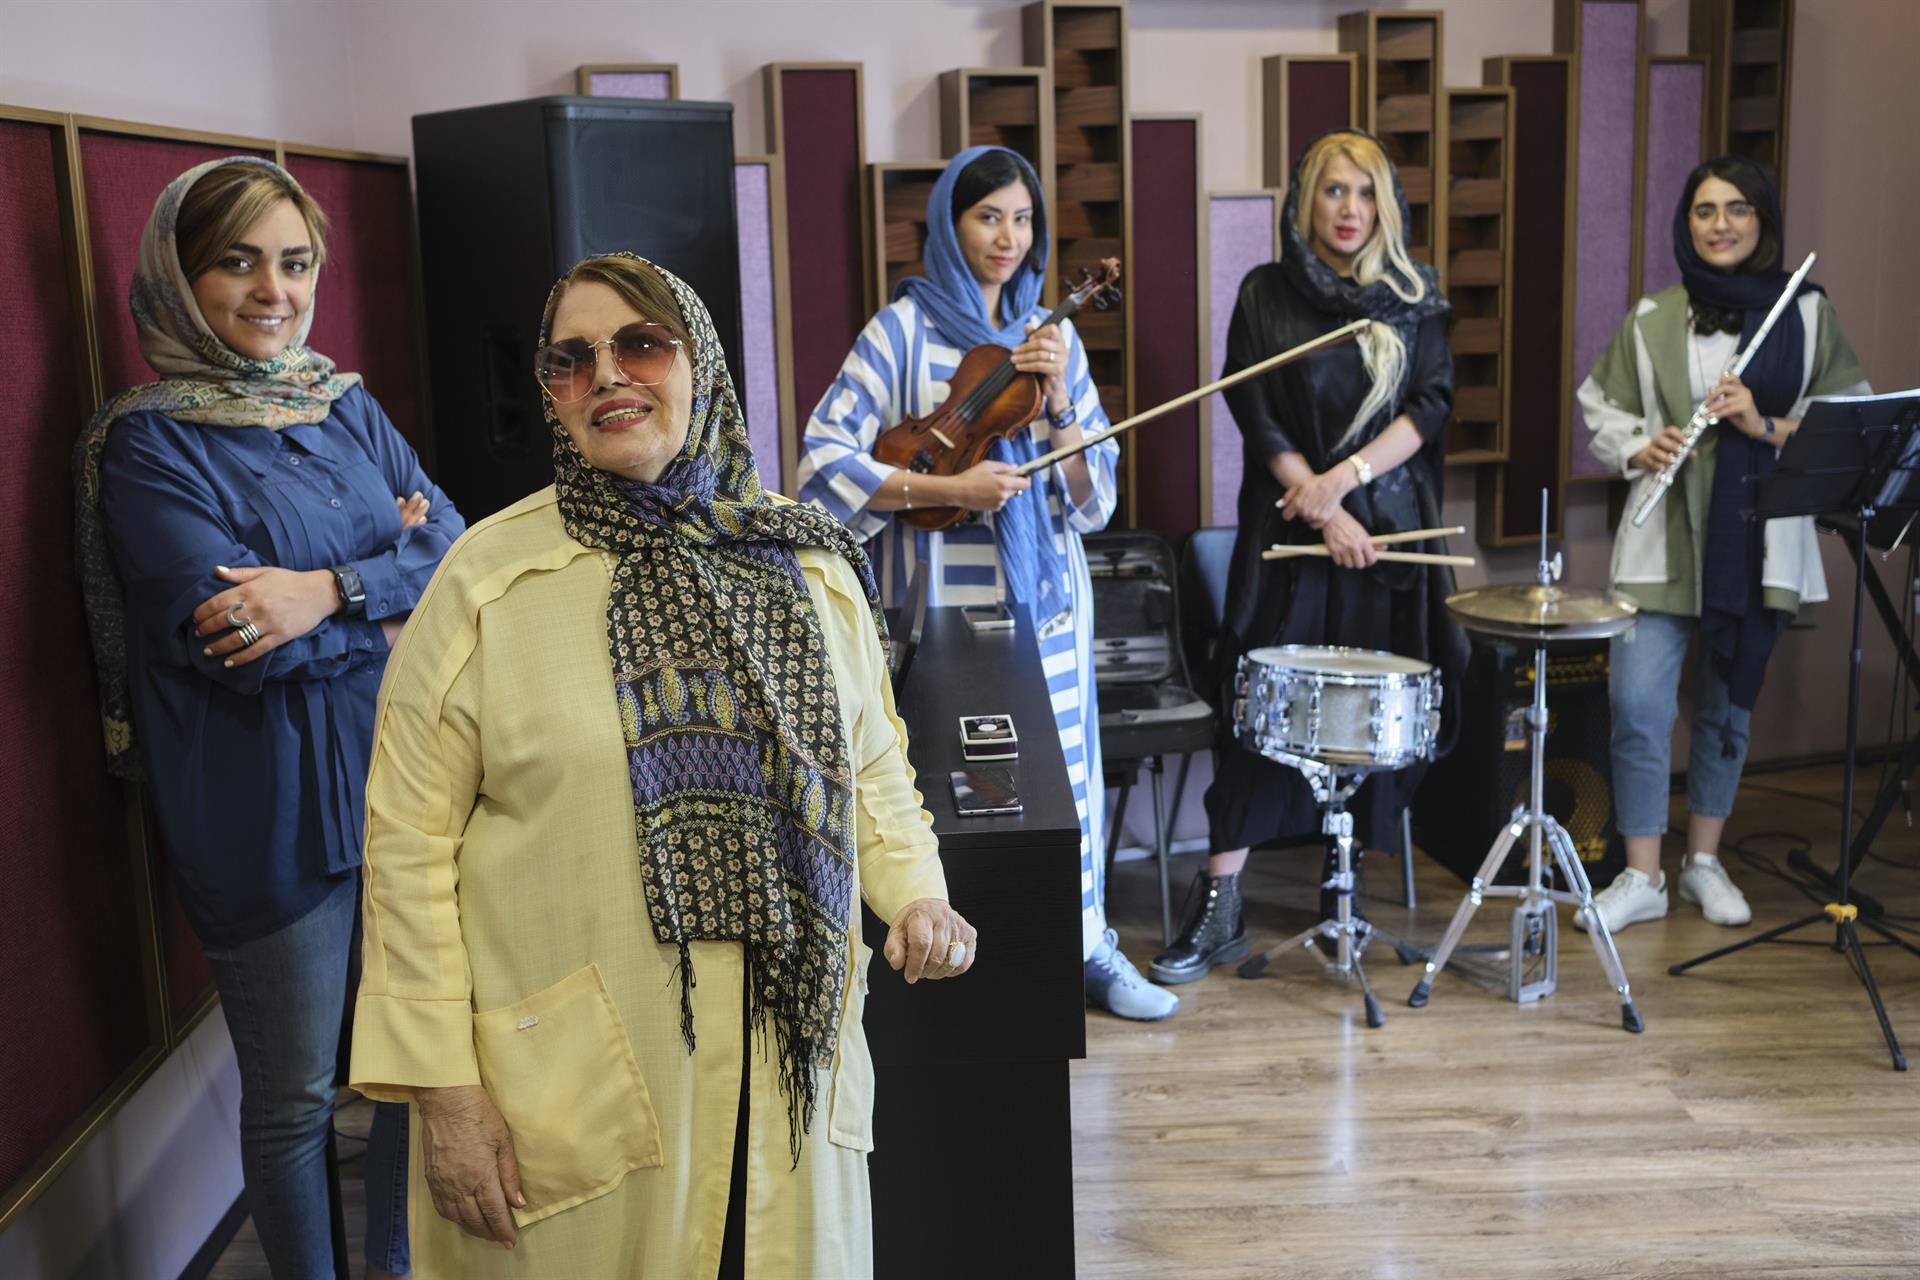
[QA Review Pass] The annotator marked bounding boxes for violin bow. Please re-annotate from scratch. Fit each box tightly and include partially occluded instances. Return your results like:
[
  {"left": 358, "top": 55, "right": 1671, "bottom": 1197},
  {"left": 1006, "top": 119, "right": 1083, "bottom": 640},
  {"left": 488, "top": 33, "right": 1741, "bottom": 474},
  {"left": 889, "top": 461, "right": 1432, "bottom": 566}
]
[{"left": 1013, "top": 318, "right": 1371, "bottom": 477}]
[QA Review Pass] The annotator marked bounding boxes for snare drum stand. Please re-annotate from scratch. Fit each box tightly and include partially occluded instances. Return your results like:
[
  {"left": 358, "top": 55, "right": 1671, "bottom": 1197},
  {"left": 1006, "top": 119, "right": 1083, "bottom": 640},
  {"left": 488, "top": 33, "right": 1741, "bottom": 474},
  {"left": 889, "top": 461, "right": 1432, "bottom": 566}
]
[
  {"left": 1406, "top": 531, "right": 1646, "bottom": 1033},
  {"left": 1238, "top": 753, "right": 1396, "bottom": 1029}
]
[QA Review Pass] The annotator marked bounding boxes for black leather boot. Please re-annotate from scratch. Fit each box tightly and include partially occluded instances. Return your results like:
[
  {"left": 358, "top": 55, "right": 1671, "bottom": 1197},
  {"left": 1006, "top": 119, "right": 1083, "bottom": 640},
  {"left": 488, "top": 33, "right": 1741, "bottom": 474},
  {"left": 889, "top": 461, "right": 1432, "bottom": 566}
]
[{"left": 1150, "top": 869, "right": 1248, "bottom": 984}]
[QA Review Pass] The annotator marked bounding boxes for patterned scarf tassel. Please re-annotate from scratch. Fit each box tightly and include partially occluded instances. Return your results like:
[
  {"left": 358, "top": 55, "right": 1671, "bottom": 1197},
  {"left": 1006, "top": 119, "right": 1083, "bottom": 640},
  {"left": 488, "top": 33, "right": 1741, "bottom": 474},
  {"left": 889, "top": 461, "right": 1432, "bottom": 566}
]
[
  {"left": 673, "top": 938, "right": 698, "bottom": 1055},
  {"left": 744, "top": 940, "right": 829, "bottom": 1170}
]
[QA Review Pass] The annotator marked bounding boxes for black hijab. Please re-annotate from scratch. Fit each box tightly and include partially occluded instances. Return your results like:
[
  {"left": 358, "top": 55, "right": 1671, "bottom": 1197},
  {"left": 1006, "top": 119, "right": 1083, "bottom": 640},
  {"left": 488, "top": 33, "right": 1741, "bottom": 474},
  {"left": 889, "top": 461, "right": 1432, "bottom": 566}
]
[{"left": 1682, "top": 157, "right": 1818, "bottom": 722}]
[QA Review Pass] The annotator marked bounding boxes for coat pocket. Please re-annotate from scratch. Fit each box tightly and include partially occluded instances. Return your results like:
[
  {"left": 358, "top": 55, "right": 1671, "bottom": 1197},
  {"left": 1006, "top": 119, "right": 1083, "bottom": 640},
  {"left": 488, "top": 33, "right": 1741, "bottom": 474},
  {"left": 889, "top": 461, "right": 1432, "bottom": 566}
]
[
  {"left": 472, "top": 963, "right": 664, "bottom": 1227},
  {"left": 827, "top": 940, "right": 876, "bottom": 1152}
]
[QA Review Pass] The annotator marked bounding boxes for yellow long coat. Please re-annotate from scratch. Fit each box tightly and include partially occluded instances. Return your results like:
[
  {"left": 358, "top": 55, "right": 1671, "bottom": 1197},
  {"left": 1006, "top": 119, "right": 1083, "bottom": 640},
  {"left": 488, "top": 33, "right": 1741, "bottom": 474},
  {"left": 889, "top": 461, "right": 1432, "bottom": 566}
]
[{"left": 349, "top": 488, "right": 945, "bottom": 1278}]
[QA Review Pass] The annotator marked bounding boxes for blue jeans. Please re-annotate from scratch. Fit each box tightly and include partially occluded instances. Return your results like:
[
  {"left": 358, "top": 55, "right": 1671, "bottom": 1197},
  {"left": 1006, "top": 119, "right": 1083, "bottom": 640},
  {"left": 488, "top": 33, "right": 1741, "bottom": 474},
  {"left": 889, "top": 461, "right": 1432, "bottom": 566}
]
[
  {"left": 1608, "top": 609, "right": 1751, "bottom": 838},
  {"left": 205, "top": 873, "right": 409, "bottom": 1277}
]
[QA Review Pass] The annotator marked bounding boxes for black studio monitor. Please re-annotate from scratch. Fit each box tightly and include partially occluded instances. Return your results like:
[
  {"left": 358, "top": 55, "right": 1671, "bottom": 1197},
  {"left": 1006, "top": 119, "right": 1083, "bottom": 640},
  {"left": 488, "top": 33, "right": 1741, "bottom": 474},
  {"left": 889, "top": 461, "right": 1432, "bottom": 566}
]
[{"left": 412, "top": 95, "right": 742, "bottom": 519}]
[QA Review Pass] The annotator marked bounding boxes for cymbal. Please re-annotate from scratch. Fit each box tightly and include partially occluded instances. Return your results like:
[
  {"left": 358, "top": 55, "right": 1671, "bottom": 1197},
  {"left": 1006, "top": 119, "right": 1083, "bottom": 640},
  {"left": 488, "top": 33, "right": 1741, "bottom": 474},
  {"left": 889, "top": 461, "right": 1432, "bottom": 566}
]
[{"left": 1445, "top": 583, "right": 1639, "bottom": 641}]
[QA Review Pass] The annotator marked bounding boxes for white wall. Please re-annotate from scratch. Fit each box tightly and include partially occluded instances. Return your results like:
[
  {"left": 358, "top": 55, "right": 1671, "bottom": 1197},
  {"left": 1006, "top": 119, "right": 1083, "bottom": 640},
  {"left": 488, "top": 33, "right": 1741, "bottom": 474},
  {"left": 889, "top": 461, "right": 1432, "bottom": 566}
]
[
  {"left": 0, "top": 0, "right": 356, "bottom": 145},
  {"left": 0, "top": 1013, "right": 241, "bottom": 1280}
]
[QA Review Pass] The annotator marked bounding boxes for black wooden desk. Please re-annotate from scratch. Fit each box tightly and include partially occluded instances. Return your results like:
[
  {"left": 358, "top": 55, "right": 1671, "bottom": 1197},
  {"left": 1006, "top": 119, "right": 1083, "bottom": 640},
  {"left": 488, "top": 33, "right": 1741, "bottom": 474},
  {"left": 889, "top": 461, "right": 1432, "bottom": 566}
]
[{"left": 863, "top": 604, "right": 1084, "bottom": 1278}]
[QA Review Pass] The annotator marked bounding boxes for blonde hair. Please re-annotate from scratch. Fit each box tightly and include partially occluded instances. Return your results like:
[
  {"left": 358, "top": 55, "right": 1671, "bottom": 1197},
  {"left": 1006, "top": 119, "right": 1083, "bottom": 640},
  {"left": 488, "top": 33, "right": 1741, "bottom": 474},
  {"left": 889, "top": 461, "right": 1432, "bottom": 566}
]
[
  {"left": 539, "top": 254, "right": 693, "bottom": 355},
  {"left": 175, "top": 162, "right": 329, "bottom": 281},
  {"left": 1293, "top": 133, "right": 1428, "bottom": 445}
]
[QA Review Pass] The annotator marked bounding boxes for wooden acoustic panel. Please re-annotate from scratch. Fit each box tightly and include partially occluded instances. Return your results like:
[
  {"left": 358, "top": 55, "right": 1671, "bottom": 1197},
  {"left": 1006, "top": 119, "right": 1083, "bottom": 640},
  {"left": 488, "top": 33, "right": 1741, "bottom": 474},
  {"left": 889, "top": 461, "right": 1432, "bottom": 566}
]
[
  {"left": 1128, "top": 117, "right": 1204, "bottom": 542},
  {"left": 868, "top": 162, "right": 943, "bottom": 310},
  {"left": 1640, "top": 57, "right": 1709, "bottom": 298},
  {"left": 765, "top": 65, "right": 868, "bottom": 452},
  {"left": 1555, "top": 0, "right": 1647, "bottom": 480},
  {"left": 576, "top": 64, "right": 679, "bottom": 99},
  {"left": 734, "top": 155, "right": 791, "bottom": 494},
  {"left": 1480, "top": 57, "right": 1578, "bottom": 545},
  {"left": 1442, "top": 87, "right": 1513, "bottom": 467},
  {"left": 1338, "top": 10, "right": 1445, "bottom": 280},
  {"left": 281, "top": 151, "right": 428, "bottom": 453},
  {"left": 1025, "top": 0, "right": 1133, "bottom": 520},
  {"left": 1204, "top": 191, "right": 1282, "bottom": 528},
  {"left": 1261, "top": 54, "right": 1359, "bottom": 187},
  {"left": 940, "top": 66, "right": 1054, "bottom": 191},
  {"left": 1691, "top": 0, "right": 1794, "bottom": 199},
  {"left": 0, "top": 110, "right": 157, "bottom": 1220}
]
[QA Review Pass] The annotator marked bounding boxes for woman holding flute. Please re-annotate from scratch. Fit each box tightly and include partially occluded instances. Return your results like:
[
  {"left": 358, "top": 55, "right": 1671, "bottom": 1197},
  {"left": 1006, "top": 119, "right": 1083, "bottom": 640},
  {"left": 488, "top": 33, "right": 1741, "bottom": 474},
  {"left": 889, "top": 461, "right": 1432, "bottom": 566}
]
[
  {"left": 1151, "top": 129, "right": 1466, "bottom": 984},
  {"left": 1575, "top": 156, "right": 1869, "bottom": 936}
]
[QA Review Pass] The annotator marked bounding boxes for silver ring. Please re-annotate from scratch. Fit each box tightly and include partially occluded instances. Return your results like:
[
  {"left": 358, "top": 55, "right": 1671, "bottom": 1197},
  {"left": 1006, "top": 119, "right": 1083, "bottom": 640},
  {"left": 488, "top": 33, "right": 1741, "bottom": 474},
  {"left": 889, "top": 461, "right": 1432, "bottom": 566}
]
[
  {"left": 946, "top": 940, "right": 966, "bottom": 967},
  {"left": 226, "top": 602, "right": 249, "bottom": 627},
  {"left": 237, "top": 621, "right": 262, "bottom": 647}
]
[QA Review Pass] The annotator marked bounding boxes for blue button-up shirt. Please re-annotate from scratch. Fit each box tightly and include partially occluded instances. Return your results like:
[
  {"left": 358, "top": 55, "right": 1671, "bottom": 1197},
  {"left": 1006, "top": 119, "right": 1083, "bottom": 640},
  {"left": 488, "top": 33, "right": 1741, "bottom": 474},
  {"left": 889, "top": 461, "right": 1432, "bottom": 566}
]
[{"left": 101, "top": 385, "right": 465, "bottom": 946}]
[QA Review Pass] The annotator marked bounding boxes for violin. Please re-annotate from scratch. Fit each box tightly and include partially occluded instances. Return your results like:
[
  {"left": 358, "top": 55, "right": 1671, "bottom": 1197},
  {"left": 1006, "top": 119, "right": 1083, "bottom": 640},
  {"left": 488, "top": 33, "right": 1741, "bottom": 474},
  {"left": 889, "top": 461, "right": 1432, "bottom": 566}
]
[{"left": 872, "top": 259, "right": 1123, "bottom": 531}]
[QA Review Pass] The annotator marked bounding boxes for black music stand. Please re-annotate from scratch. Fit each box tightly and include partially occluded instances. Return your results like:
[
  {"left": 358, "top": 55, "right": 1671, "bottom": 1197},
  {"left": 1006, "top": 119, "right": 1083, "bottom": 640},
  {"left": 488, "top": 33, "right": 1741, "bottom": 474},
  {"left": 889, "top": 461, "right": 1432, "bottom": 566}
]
[{"left": 1667, "top": 393, "right": 1920, "bottom": 1071}]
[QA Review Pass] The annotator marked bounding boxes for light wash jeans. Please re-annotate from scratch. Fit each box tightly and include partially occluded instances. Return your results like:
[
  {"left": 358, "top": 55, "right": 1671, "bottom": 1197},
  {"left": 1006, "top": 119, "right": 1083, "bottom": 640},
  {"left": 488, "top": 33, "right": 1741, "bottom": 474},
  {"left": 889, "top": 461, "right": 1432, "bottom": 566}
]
[
  {"left": 204, "top": 873, "right": 409, "bottom": 1278},
  {"left": 1608, "top": 609, "right": 1751, "bottom": 837}
]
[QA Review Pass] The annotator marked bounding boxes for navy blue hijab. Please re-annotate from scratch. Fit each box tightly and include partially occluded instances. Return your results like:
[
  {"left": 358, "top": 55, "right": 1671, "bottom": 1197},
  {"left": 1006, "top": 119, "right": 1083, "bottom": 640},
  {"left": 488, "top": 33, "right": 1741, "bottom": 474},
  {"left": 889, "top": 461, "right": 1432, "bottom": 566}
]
[
  {"left": 895, "top": 146, "right": 1071, "bottom": 625},
  {"left": 1681, "top": 158, "right": 1819, "bottom": 720}
]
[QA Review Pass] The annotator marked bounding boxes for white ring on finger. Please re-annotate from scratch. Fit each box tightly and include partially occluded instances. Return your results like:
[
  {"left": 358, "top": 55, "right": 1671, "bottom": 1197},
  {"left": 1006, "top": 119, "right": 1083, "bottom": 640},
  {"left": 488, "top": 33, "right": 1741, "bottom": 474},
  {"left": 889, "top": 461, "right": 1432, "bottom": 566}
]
[{"left": 947, "top": 940, "right": 966, "bottom": 966}]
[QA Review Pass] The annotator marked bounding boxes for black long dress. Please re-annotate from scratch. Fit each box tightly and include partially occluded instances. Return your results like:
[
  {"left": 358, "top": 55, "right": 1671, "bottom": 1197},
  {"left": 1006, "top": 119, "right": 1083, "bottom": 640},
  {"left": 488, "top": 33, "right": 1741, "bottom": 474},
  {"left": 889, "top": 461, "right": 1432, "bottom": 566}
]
[{"left": 1204, "top": 261, "right": 1467, "bottom": 853}]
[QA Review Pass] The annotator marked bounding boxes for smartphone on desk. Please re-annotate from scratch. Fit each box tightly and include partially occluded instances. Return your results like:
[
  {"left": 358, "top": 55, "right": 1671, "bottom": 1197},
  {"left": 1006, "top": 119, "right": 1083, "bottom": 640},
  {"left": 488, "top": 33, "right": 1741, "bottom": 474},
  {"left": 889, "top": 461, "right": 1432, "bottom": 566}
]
[
  {"left": 950, "top": 766, "right": 1023, "bottom": 816},
  {"left": 961, "top": 602, "right": 1015, "bottom": 632}
]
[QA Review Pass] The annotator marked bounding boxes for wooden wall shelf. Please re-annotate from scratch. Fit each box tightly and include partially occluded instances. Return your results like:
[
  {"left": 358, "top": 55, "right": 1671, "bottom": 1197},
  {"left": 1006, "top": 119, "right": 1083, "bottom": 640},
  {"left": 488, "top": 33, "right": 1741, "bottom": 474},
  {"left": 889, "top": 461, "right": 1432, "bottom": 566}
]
[
  {"left": 1691, "top": 0, "right": 1794, "bottom": 199},
  {"left": 1443, "top": 86, "right": 1513, "bottom": 466},
  {"left": 1024, "top": 0, "right": 1134, "bottom": 519},
  {"left": 867, "top": 161, "right": 946, "bottom": 309},
  {"left": 1339, "top": 9, "right": 1447, "bottom": 282}
]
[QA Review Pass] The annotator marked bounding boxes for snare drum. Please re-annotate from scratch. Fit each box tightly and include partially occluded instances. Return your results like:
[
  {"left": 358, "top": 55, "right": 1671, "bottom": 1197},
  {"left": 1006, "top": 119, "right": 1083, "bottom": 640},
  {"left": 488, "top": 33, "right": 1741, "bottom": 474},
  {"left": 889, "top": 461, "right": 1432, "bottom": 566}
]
[{"left": 1234, "top": 645, "right": 1440, "bottom": 767}]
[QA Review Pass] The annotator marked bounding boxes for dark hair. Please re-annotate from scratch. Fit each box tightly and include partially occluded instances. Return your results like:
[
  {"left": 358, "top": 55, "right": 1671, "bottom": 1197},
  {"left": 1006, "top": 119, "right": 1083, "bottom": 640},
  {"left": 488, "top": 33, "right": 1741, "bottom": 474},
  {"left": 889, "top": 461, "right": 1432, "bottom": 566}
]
[
  {"left": 950, "top": 150, "right": 1046, "bottom": 274},
  {"left": 1683, "top": 156, "right": 1783, "bottom": 335}
]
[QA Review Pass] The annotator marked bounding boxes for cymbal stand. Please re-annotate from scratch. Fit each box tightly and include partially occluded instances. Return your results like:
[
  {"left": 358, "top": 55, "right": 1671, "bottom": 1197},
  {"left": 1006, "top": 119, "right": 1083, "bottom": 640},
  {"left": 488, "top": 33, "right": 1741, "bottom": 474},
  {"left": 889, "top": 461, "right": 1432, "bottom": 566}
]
[
  {"left": 1237, "top": 751, "right": 1396, "bottom": 1029},
  {"left": 1406, "top": 497, "right": 1646, "bottom": 1032}
]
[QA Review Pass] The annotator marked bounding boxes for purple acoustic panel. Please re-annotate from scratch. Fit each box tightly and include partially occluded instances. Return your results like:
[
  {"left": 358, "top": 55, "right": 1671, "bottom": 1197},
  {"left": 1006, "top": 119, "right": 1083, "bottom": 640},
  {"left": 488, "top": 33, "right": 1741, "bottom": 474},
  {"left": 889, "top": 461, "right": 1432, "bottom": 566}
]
[
  {"left": 1129, "top": 120, "right": 1201, "bottom": 541},
  {"left": 0, "top": 117, "right": 150, "bottom": 1198},
  {"left": 586, "top": 70, "right": 674, "bottom": 100},
  {"left": 1566, "top": 0, "right": 1643, "bottom": 478},
  {"left": 1206, "top": 194, "right": 1279, "bottom": 528},
  {"left": 735, "top": 160, "right": 784, "bottom": 492},
  {"left": 1640, "top": 60, "right": 1706, "bottom": 298},
  {"left": 773, "top": 68, "right": 864, "bottom": 445},
  {"left": 1497, "top": 60, "right": 1575, "bottom": 542},
  {"left": 1287, "top": 60, "right": 1356, "bottom": 174}
]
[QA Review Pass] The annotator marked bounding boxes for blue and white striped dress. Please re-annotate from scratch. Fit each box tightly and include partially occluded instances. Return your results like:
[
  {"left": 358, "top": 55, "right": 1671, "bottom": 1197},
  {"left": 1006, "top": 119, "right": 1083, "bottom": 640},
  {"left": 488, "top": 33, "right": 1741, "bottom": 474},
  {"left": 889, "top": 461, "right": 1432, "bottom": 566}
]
[{"left": 798, "top": 296, "right": 1120, "bottom": 959}]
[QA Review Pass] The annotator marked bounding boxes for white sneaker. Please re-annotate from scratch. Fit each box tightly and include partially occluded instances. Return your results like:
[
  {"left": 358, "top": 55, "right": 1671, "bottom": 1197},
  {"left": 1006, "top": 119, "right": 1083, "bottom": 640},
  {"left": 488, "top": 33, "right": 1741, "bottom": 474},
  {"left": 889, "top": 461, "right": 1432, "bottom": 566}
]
[
  {"left": 1572, "top": 867, "right": 1669, "bottom": 933},
  {"left": 1678, "top": 851, "right": 1752, "bottom": 926}
]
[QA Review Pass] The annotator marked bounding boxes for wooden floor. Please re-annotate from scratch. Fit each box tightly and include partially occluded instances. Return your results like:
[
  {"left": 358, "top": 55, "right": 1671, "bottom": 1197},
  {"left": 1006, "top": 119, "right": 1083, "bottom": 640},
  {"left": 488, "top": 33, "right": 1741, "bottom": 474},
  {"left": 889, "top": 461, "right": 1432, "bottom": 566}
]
[
  {"left": 211, "top": 765, "right": 1920, "bottom": 1279},
  {"left": 1078, "top": 765, "right": 1920, "bottom": 1279}
]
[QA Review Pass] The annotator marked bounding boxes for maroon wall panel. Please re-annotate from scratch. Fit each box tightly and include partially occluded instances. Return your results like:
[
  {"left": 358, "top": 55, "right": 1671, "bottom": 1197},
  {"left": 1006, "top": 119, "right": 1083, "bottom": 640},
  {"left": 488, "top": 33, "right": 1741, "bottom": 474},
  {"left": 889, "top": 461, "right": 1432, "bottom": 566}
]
[
  {"left": 78, "top": 132, "right": 273, "bottom": 398},
  {"left": 1128, "top": 119, "right": 1201, "bottom": 541},
  {"left": 1498, "top": 61, "right": 1574, "bottom": 541},
  {"left": 0, "top": 119, "right": 150, "bottom": 1198},
  {"left": 1287, "top": 62, "right": 1357, "bottom": 174},
  {"left": 282, "top": 154, "right": 427, "bottom": 451},
  {"left": 777, "top": 70, "right": 865, "bottom": 430}
]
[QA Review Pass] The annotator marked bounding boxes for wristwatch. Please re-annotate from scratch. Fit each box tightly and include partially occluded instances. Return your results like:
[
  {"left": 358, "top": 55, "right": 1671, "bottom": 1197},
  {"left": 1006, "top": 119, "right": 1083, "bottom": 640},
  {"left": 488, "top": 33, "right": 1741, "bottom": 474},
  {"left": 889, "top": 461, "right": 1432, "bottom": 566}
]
[
  {"left": 330, "top": 564, "right": 367, "bottom": 617},
  {"left": 1347, "top": 453, "right": 1374, "bottom": 486}
]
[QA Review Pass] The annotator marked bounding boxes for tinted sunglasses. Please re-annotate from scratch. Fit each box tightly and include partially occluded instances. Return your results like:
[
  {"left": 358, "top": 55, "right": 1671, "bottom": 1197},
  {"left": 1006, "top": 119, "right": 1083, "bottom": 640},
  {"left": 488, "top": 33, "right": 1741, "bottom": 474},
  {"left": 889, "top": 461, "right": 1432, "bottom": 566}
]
[{"left": 535, "top": 323, "right": 683, "bottom": 403}]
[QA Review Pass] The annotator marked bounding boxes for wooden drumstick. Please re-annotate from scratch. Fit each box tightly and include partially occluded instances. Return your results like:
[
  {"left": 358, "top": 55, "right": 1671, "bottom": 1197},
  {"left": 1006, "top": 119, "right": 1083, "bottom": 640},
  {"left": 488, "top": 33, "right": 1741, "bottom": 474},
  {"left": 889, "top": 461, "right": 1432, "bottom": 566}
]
[{"left": 1262, "top": 545, "right": 1476, "bottom": 567}]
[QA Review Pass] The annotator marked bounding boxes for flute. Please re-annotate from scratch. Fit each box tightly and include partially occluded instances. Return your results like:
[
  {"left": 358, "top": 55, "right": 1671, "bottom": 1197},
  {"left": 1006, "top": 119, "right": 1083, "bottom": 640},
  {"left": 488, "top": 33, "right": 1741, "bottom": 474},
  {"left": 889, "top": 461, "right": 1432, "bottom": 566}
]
[{"left": 1629, "top": 251, "right": 1817, "bottom": 528}]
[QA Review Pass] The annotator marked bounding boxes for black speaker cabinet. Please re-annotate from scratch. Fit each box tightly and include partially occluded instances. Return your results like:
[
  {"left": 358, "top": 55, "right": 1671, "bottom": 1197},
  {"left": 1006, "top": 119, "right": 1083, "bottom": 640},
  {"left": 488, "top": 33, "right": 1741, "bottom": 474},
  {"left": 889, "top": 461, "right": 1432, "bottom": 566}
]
[
  {"left": 413, "top": 95, "right": 742, "bottom": 519},
  {"left": 1413, "top": 639, "right": 1625, "bottom": 890}
]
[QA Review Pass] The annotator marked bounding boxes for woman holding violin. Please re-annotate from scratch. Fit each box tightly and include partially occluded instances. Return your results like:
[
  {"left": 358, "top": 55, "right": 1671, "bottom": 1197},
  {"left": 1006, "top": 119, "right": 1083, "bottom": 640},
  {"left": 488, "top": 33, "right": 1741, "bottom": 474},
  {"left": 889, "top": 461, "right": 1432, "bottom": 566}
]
[{"left": 799, "top": 145, "right": 1178, "bottom": 1021}]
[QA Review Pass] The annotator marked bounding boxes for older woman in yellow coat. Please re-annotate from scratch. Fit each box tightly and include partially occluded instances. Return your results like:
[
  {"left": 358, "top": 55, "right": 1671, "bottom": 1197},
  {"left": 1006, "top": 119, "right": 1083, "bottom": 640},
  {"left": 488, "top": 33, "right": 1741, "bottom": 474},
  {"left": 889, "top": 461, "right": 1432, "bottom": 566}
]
[{"left": 350, "top": 253, "right": 974, "bottom": 1278}]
